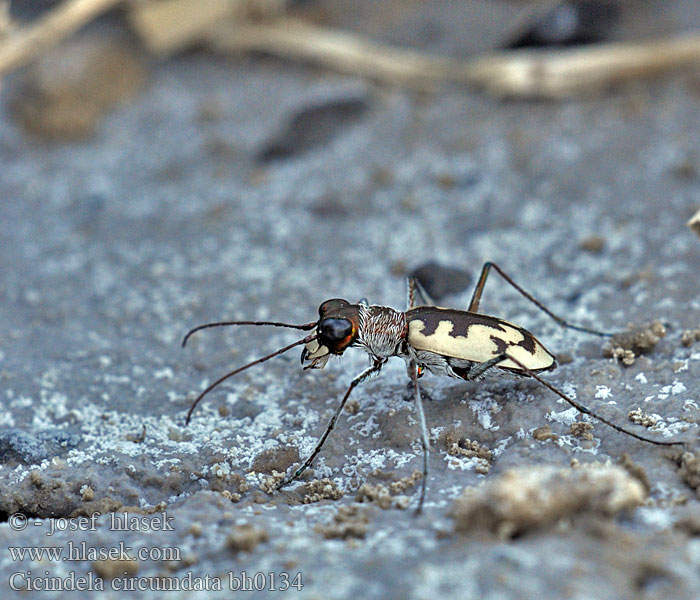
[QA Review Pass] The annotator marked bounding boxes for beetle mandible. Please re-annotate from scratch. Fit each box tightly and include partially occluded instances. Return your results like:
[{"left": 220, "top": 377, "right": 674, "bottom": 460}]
[{"left": 182, "top": 262, "right": 684, "bottom": 513}]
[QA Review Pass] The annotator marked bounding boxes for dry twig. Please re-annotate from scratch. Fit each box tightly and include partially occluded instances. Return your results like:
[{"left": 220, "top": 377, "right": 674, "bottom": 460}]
[
  {"left": 466, "top": 34, "right": 700, "bottom": 98},
  {"left": 688, "top": 208, "right": 700, "bottom": 240},
  {"left": 0, "top": 0, "right": 122, "bottom": 78},
  {"left": 3, "top": 1, "right": 700, "bottom": 99},
  {"left": 0, "top": 2, "right": 13, "bottom": 38},
  {"left": 207, "top": 17, "right": 470, "bottom": 88},
  {"left": 128, "top": 0, "right": 239, "bottom": 55},
  {"left": 209, "top": 21, "right": 700, "bottom": 96}
]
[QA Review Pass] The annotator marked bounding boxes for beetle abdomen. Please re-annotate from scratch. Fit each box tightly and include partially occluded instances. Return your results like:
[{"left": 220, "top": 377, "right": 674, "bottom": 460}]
[{"left": 406, "top": 307, "right": 555, "bottom": 372}]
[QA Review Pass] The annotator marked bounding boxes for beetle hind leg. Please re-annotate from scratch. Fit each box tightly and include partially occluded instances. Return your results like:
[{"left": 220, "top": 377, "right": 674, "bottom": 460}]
[
  {"left": 451, "top": 355, "right": 508, "bottom": 381},
  {"left": 492, "top": 352, "right": 684, "bottom": 447},
  {"left": 468, "top": 262, "right": 613, "bottom": 337},
  {"left": 444, "top": 356, "right": 499, "bottom": 382}
]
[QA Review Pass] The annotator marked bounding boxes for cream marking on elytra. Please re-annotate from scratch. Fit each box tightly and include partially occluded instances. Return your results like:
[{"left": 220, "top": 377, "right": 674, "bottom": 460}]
[
  {"left": 408, "top": 318, "right": 555, "bottom": 371},
  {"left": 182, "top": 262, "right": 685, "bottom": 514}
]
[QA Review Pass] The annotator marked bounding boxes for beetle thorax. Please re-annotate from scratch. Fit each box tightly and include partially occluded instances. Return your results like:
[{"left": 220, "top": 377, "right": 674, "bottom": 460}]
[{"left": 355, "top": 305, "right": 407, "bottom": 359}]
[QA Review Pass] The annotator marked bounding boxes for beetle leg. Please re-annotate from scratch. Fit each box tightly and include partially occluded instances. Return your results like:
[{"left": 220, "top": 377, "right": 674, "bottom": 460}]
[
  {"left": 402, "top": 373, "right": 432, "bottom": 403},
  {"left": 407, "top": 277, "right": 435, "bottom": 310},
  {"left": 463, "top": 354, "right": 513, "bottom": 381},
  {"left": 490, "top": 352, "right": 684, "bottom": 447},
  {"left": 408, "top": 360, "right": 430, "bottom": 515},
  {"left": 407, "top": 277, "right": 417, "bottom": 309},
  {"left": 468, "top": 262, "right": 613, "bottom": 337},
  {"left": 277, "top": 358, "right": 386, "bottom": 490}
]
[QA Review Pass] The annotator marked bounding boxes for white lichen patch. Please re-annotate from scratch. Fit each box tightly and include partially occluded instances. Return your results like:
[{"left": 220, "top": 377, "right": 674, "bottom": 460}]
[
  {"left": 443, "top": 452, "right": 491, "bottom": 474},
  {"left": 349, "top": 414, "right": 380, "bottom": 439},
  {"left": 467, "top": 396, "right": 501, "bottom": 431},
  {"left": 684, "top": 399, "right": 699, "bottom": 412},
  {"left": 154, "top": 367, "right": 174, "bottom": 380},
  {"left": 668, "top": 381, "right": 687, "bottom": 395},
  {"left": 102, "top": 374, "right": 132, "bottom": 385},
  {"left": 546, "top": 406, "right": 582, "bottom": 426},
  {"left": 595, "top": 386, "right": 613, "bottom": 400},
  {"left": 673, "top": 359, "right": 689, "bottom": 373},
  {"left": 0, "top": 411, "right": 15, "bottom": 427},
  {"left": 340, "top": 448, "right": 389, "bottom": 479},
  {"left": 383, "top": 448, "right": 416, "bottom": 469}
]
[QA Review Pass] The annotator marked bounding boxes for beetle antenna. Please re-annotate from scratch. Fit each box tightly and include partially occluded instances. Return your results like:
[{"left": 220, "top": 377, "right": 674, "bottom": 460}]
[
  {"left": 182, "top": 320, "right": 317, "bottom": 347},
  {"left": 185, "top": 333, "right": 317, "bottom": 425},
  {"left": 502, "top": 352, "right": 685, "bottom": 447}
]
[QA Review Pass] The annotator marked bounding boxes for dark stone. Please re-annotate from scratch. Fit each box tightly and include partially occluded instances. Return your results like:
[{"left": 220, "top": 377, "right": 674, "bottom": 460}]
[
  {"left": 258, "top": 96, "right": 369, "bottom": 162},
  {"left": 505, "top": 0, "right": 620, "bottom": 48},
  {"left": 409, "top": 262, "right": 473, "bottom": 301}
]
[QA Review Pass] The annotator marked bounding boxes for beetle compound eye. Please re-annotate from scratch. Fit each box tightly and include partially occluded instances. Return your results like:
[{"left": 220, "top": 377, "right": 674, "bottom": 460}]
[
  {"left": 318, "top": 298, "right": 350, "bottom": 317},
  {"left": 320, "top": 318, "right": 352, "bottom": 342}
]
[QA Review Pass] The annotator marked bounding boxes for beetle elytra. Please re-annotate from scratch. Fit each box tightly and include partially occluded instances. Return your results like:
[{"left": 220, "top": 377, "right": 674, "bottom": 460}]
[{"left": 183, "top": 262, "right": 684, "bottom": 513}]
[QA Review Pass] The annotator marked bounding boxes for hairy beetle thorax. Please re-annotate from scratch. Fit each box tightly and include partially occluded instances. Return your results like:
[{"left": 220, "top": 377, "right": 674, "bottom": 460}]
[{"left": 356, "top": 305, "right": 407, "bottom": 359}]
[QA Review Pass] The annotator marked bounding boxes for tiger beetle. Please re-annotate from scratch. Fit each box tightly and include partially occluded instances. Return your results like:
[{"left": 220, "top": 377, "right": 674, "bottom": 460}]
[{"left": 182, "top": 262, "right": 684, "bottom": 514}]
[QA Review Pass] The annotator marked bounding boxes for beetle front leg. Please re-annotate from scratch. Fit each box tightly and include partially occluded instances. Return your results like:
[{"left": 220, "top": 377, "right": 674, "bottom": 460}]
[
  {"left": 402, "top": 364, "right": 432, "bottom": 402},
  {"left": 277, "top": 358, "right": 386, "bottom": 489}
]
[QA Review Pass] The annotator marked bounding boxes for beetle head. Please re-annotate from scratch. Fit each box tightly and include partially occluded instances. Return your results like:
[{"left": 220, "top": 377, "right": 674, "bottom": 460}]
[{"left": 301, "top": 299, "right": 360, "bottom": 369}]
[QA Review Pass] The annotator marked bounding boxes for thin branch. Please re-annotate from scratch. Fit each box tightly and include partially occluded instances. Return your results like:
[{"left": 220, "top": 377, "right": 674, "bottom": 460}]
[
  {"left": 208, "top": 18, "right": 700, "bottom": 97},
  {"left": 0, "top": 0, "right": 122, "bottom": 77},
  {"left": 128, "top": 0, "right": 242, "bottom": 55},
  {"left": 688, "top": 208, "right": 700, "bottom": 240},
  {"left": 467, "top": 34, "right": 700, "bottom": 98},
  {"left": 4, "top": 3, "right": 700, "bottom": 98},
  {"left": 207, "top": 17, "right": 469, "bottom": 89}
]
